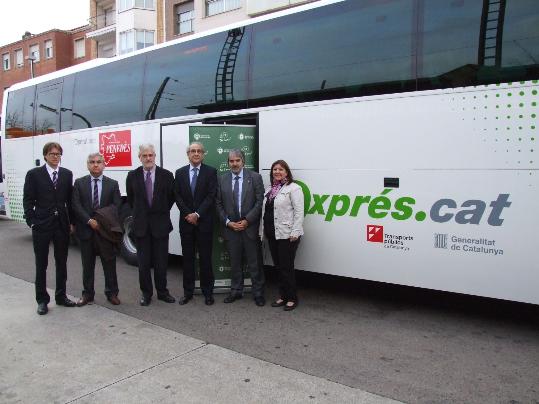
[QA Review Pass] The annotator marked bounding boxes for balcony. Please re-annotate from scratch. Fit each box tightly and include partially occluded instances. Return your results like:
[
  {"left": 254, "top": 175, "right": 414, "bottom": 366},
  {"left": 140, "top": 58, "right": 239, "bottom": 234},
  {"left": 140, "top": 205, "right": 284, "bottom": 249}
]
[{"left": 86, "top": 11, "right": 116, "bottom": 40}]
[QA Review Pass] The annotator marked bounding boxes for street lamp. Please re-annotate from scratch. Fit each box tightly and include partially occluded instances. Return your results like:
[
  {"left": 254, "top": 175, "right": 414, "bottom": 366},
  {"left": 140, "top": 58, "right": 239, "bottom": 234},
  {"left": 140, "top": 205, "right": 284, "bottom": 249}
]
[{"left": 25, "top": 55, "right": 35, "bottom": 78}]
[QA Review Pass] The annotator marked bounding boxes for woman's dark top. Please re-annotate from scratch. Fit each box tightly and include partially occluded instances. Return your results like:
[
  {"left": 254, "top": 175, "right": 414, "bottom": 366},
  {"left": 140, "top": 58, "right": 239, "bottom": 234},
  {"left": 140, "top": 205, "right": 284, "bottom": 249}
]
[{"left": 263, "top": 197, "right": 275, "bottom": 239}]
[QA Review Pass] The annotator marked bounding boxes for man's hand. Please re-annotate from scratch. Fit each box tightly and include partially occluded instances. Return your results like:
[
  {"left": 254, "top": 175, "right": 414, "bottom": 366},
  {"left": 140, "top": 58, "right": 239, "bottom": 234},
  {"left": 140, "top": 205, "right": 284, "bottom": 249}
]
[
  {"left": 88, "top": 219, "right": 99, "bottom": 231},
  {"left": 70, "top": 224, "right": 76, "bottom": 234},
  {"left": 228, "top": 220, "right": 248, "bottom": 232},
  {"left": 185, "top": 213, "right": 198, "bottom": 225}
]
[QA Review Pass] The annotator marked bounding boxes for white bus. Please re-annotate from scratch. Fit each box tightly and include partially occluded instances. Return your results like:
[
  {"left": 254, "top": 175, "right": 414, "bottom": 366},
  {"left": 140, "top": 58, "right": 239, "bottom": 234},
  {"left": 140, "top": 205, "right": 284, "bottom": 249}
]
[{"left": 2, "top": 0, "right": 538, "bottom": 304}]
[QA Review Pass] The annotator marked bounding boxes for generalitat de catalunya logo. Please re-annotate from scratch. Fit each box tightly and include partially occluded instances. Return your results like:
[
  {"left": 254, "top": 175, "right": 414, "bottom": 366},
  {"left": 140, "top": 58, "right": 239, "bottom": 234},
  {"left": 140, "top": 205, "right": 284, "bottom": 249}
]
[{"left": 367, "top": 225, "right": 383, "bottom": 243}]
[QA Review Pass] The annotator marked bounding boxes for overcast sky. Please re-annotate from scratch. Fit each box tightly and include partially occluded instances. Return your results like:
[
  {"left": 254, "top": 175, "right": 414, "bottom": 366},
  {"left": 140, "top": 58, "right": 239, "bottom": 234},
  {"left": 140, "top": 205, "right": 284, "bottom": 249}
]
[{"left": 0, "top": 0, "right": 90, "bottom": 47}]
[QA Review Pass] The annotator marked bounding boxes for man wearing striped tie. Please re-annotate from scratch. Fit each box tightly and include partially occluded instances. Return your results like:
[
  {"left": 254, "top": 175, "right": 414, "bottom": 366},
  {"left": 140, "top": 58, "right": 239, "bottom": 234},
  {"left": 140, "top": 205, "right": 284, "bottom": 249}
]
[
  {"left": 23, "top": 142, "right": 76, "bottom": 315},
  {"left": 72, "top": 153, "right": 122, "bottom": 307}
]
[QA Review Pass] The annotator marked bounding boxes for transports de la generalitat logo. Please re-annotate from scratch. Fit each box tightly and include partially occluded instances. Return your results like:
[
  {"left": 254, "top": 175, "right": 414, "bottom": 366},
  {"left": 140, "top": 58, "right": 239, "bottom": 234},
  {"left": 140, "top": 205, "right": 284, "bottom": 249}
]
[{"left": 367, "top": 225, "right": 383, "bottom": 243}]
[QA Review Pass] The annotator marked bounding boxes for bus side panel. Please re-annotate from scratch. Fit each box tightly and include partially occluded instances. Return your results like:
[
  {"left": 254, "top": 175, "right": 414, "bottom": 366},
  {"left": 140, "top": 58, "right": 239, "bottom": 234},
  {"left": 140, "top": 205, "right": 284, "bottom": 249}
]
[{"left": 259, "top": 82, "right": 539, "bottom": 304}]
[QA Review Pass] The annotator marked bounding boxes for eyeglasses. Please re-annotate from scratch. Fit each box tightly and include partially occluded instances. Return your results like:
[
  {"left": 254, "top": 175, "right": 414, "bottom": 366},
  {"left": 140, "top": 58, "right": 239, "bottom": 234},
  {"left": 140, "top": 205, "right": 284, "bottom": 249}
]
[
  {"left": 47, "top": 152, "right": 62, "bottom": 157},
  {"left": 189, "top": 149, "right": 204, "bottom": 154},
  {"left": 88, "top": 160, "right": 103, "bottom": 164}
]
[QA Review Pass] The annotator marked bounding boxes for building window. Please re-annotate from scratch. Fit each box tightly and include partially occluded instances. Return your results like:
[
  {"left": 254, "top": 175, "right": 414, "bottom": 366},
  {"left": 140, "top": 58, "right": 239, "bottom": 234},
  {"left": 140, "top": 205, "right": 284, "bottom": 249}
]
[
  {"left": 176, "top": 1, "right": 194, "bottom": 35},
  {"left": 119, "top": 0, "right": 154, "bottom": 11},
  {"left": 119, "top": 30, "right": 134, "bottom": 54},
  {"left": 2, "top": 53, "right": 10, "bottom": 70},
  {"left": 206, "top": 0, "right": 241, "bottom": 17},
  {"left": 15, "top": 49, "right": 23, "bottom": 67},
  {"left": 45, "top": 40, "right": 53, "bottom": 59},
  {"left": 120, "top": 29, "right": 154, "bottom": 55},
  {"left": 135, "top": 0, "right": 154, "bottom": 8},
  {"left": 29, "top": 44, "right": 40, "bottom": 62},
  {"left": 74, "top": 38, "right": 85, "bottom": 58}
]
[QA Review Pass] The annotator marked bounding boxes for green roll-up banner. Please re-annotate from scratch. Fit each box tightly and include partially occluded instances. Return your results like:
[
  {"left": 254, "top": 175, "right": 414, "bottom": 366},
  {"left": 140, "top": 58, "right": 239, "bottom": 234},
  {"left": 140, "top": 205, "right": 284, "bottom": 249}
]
[{"left": 189, "top": 125, "right": 257, "bottom": 292}]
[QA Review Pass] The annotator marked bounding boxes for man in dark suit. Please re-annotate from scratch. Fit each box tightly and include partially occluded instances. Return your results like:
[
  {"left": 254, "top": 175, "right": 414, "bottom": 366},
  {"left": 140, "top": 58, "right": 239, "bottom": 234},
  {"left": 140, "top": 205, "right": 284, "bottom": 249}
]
[
  {"left": 126, "top": 144, "right": 176, "bottom": 306},
  {"left": 72, "top": 152, "right": 122, "bottom": 306},
  {"left": 174, "top": 141, "right": 217, "bottom": 306},
  {"left": 23, "top": 142, "right": 76, "bottom": 315},
  {"left": 216, "top": 149, "right": 265, "bottom": 306}
]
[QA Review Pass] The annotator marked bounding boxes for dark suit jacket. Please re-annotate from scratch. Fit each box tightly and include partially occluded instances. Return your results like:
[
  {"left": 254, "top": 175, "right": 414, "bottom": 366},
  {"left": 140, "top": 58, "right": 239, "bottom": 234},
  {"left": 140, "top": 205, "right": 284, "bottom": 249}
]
[
  {"left": 216, "top": 169, "right": 264, "bottom": 240},
  {"left": 72, "top": 175, "right": 121, "bottom": 241},
  {"left": 23, "top": 165, "right": 73, "bottom": 233},
  {"left": 126, "top": 166, "right": 174, "bottom": 238},
  {"left": 174, "top": 163, "right": 217, "bottom": 234}
]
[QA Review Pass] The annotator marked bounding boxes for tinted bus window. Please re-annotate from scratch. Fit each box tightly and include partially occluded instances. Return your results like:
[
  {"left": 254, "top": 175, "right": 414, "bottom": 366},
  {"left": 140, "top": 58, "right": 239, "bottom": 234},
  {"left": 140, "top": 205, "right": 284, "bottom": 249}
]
[
  {"left": 72, "top": 55, "right": 145, "bottom": 129},
  {"left": 143, "top": 29, "right": 249, "bottom": 119},
  {"left": 35, "top": 80, "right": 62, "bottom": 135},
  {"left": 5, "top": 86, "right": 35, "bottom": 139},
  {"left": 502, "top": 0, "right": 539, "bottom": 68},
  {"left": 60, "top": 74, "right": 76, "bottom": 132},
  {"left": 250, "top": 0, "right": 415, "bottom": 103},
  {"left": 420, "top": 0, "right": 483, "bottom": 88}
]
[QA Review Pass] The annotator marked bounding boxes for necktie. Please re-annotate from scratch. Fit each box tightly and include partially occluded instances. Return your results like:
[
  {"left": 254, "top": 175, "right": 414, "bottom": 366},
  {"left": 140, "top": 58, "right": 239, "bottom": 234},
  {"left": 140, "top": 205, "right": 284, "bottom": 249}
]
[
  {"left": 145, "top": 170, "right": 153, "bottom": 206},
  {"left": 93, "top": 178, "right": 99, "bottom": 209},
  {"left": 233, "top": 175, "right": 240, "bottom": 220},
  {"left": 190, "top": 167, "right": 198, "bottom": 197},
  {"left": 52, "top": 171, "right": 58, "bottom": 189}
]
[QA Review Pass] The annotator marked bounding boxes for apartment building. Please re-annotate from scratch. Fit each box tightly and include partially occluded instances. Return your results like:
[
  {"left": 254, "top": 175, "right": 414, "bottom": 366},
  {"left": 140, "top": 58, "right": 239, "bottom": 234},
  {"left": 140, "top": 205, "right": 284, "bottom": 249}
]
[
  {"left": 88, "top": 0, "right": 163, "bottom": 57},
  {"left": 0, "top": 27, "right": 92, "bottom": 111},
  {"left": 87, "top": 0, "right": 319, "bottom": 57},
  {"left": 164, "top": 0, "right": 319, "bottom": 41}
]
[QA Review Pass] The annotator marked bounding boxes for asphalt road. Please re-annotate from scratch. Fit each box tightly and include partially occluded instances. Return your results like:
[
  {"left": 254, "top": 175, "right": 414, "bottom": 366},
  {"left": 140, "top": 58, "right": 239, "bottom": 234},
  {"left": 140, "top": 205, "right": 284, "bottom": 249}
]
[{"left": 1, "top": 217, "right": 538, "bottom": 403}]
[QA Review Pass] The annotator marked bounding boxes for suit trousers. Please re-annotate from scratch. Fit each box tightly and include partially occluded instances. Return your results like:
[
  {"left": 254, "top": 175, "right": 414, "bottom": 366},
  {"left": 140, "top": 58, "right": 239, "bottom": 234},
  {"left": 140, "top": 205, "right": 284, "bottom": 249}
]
[
  {"left": 226, "top": 231, "right": 264, "bottom": 297},
  {"left": 136, "top": 234, "right": 170, "bottom": 299},
  {"left": 32, "top": 223, "right": 69, "bottom": 304},
  {"left": 80, "top": 234, "right": 119, "bottom": 299},
  {"left": 180, "top": 228, "right": 214, "bottom": 297},
  {"left": 266, "top": 235, "right": 300, "bottom": 302}
]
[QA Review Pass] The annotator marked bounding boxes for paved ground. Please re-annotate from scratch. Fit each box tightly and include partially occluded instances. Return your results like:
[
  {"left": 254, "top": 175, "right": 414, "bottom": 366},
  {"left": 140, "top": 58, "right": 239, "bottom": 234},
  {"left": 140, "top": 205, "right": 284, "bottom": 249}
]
[{"left": 1, "top": 218, "right": 538, "bottom": 403}]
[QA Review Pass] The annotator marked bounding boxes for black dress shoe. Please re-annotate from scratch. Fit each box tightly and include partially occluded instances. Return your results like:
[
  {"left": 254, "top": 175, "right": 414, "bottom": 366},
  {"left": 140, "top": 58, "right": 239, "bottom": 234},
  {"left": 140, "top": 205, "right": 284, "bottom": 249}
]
[
  {"left": 37, "top": 303, "right": 48, "bottom": 315},
  {"left": 158, "top": 294, "right": 176, "bottom": 303},
  {"left": 56, "top": 298, "right": 76, "bottom": 307},
  {"left": 223, "top": 294, "right": 242, "bottom": 303},
  {"left": 254, "top": 296, "right": 266, "bottom": 307},
  {"left": 283, "top": 301, "right": 298, "bottom": 311},
  {"left": 178, "top": 295, "right": 193, "bottom": 305},
  {"left": 139, "top": 296, "right": 151, "bottom": 306},
  {"left": 271, "top": 299, "right": 286, "bottom": 307},
  {"left": 205, "top": 295, "right": 215, "bottom": 306}
]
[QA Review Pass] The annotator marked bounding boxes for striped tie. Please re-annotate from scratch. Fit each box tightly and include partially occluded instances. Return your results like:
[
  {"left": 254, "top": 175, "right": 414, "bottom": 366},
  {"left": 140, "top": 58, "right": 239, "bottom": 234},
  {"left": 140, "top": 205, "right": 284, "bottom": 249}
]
[
  {"left": 52, "top": 171, "right": 58, "bottom": 189},
  {"left": 93, "top": 178, "right": 99, "bottom": 209}
]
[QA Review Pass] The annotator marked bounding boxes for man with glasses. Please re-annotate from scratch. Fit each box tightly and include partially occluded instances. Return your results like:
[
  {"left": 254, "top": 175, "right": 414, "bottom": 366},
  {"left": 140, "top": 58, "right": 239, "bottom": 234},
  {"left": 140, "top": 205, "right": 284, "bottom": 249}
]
[
  {"left": 23, "top": 142, "right": 76, "bottom": 315},
  {"left": 72, "top": 153, "right": 122, "bottom": 306},
  {"left": 174, "top": 142, "right": 217, "bottom": 305},
  {"left": 126, "top": 144, "right": 176, "bottom": 306}
]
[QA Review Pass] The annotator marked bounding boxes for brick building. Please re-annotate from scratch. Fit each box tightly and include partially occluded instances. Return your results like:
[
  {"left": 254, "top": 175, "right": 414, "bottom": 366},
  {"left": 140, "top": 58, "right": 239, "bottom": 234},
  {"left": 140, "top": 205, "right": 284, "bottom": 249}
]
[{"left": 0, "top": 27, "right": 92, "bottom": 111}]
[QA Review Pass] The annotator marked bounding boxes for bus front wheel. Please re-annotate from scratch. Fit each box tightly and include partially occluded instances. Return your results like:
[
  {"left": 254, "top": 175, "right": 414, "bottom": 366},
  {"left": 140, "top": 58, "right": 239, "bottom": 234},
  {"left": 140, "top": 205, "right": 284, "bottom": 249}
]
[{"left": 120, "top": 216, "right": 138, "bottom": 266}]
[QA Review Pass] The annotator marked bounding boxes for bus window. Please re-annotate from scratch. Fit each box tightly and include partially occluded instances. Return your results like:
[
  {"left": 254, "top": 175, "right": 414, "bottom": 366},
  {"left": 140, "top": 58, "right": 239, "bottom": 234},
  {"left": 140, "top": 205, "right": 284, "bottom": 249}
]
[
  {"left": 60, "top": 74, "right": 75, "bottom": 132},
  {"left": 502, "top": 0, "right": 539, "bottom": 68},
  {"left": 250, "top": 0, "right": 415, "bottom": 103},
  {"left": 420, "top": 0, "right": 483, "bottom": 88},
  {"left": 72, "top": 55, "right": 145, "bottom": 129},
  {"left": 143, "top": 30, "right": 249, "bottom": 119},
  {"left": 35, "top": 80, "right": 62, "bottom": 135},
  {"left": 5, "top": 86, "right": 35, "bottom": 139}
]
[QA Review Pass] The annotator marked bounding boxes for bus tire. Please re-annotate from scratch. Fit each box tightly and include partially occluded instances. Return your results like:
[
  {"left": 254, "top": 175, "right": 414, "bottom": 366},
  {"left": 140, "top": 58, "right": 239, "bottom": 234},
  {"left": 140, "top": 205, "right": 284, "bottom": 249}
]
[{"left": 120, "top": 215, "right": 138, "bottom": 266}]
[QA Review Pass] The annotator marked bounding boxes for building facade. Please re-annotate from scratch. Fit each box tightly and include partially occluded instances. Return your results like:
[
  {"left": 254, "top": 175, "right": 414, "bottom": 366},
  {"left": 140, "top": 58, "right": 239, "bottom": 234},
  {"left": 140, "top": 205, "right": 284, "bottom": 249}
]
[
  {"left": 88, "top": 0, "right": 163, "bottom": 58},
  {"left": 0, "top": 27, "right": 92, "bottom": 111}
]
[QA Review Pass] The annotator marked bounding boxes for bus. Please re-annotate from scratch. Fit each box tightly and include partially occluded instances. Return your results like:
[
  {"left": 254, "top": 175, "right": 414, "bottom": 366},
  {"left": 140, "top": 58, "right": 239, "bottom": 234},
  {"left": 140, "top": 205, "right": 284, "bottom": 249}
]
[{"left": 1, "top": 0, "right": 538, "bottom": 304}]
